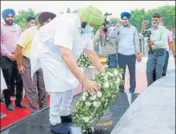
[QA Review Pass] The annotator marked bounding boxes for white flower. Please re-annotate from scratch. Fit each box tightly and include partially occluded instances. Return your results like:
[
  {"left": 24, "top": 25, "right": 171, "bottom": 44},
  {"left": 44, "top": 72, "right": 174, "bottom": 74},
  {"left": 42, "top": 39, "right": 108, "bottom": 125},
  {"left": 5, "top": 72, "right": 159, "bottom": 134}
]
[
  {"left": 90, "top": 95, "right": 96, "bottom": 101},
  {"left": 104, "top": 102, "right": 108, "bottom": 106},
  {"left": 113, "top": 70, "right": 118, "bottom": 75},
  {"left": 104, "top": 75, "right": 108, "bottom": 81},
  {"left": 107, "top": 72, "right": 114, "bottom": 77},
  {"left": 116, "top": 77, "right": 120, "bottom": 84},
  {"left": 93, "top": 101, "right": 97, "bottom": 107},
  {"left": 101, "top": 72, "right": 106, "bottom": 77},
  {"left": 118, "top": 74, "right": 122, "bottom": 79},
  {"left": 85, "top": 101, "right": 92, "bottom": 107},
  {"left": 82, "top": 95, "right": 86, "bottom": 101},
  {"left": 98, "top": 83, "right": 101, "bottom": 87},
  {"left": 103, "top": 82, "right": 109, "bottom": 88},
  {"left": 83, "top": 117, "right": 90, "bottom": 123},
  {"left": 97, "top": 91, "right": 102, "bottom": 98},
  {"left": 96, "top": 101, "right": 101, "bottom": 107},
  {"left": 93, "top": 101, "right": 101, "bottom": 107},
  {"left": 83, "top": 92, "right": 88, "bottom": 97}
]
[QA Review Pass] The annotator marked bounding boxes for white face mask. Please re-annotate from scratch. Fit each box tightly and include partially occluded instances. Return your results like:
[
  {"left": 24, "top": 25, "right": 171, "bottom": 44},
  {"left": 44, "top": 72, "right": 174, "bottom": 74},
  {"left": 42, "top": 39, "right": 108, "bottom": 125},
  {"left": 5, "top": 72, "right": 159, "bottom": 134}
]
[
  {"left": 28, "top": 24, "right": 35, "bottom": 28},
  {"left": 110, "top": 25, "right": 116, "bottom": 28},
  {"left": 122, "top": 20, "right": 129, "bottom": 26},
  {"left": 152, "top": 22, "right": 159, "bottom": 27}
]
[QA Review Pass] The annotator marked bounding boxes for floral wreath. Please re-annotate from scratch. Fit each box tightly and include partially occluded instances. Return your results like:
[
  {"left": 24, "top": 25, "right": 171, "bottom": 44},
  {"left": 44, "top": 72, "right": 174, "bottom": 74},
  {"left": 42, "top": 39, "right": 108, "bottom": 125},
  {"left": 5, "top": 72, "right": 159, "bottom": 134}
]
[{"left": 73, "top": 67, "right": 123, "bottom": 133}]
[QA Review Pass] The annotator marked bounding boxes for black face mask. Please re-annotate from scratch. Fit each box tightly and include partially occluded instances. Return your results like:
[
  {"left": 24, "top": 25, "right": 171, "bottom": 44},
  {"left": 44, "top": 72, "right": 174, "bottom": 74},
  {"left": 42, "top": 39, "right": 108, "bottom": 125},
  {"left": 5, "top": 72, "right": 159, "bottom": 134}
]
[
  {"left": 5, "top": 20, "right": 13, "bottom": 25},
  {"left": 81, "top": 21, "right": 87, "bottom": 28}
]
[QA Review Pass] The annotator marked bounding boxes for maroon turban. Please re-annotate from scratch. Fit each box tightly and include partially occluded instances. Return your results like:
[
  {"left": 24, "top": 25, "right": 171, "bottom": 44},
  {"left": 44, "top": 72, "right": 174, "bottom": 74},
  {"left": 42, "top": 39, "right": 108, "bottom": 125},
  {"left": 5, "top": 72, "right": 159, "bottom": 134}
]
[{"left": 38, "top": 12, "right": 56, "bottom": 25}]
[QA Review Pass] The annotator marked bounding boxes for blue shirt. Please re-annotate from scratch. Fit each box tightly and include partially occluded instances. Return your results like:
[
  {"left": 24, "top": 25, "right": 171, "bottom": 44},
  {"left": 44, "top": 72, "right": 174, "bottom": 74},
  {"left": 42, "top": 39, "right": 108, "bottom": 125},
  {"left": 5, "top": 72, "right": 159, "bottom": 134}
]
[{"left": 108, "top": 25, "right": 140, "bottom": 55}]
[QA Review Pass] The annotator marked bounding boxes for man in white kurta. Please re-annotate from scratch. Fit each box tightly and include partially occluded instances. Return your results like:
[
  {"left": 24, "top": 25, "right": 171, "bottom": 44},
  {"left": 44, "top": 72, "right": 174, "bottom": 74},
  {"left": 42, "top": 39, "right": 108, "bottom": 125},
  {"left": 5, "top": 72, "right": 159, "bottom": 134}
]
[{"left": 30, "top": 6, "right": 105, "bottom": 133}]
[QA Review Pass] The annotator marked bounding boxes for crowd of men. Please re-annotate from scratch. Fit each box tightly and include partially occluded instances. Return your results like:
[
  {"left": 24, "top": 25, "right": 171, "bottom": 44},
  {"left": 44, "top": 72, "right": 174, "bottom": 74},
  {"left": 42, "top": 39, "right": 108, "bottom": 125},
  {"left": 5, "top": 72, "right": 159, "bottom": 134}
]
[
  {"left": 1, "top": 6, "right": 175, "bottom": 134},
  {"left": 94, "top": 12, "right": 175, "bottom": 92},
  {"left": 1, "top": 9, "right": 48, "bottom": 117}
]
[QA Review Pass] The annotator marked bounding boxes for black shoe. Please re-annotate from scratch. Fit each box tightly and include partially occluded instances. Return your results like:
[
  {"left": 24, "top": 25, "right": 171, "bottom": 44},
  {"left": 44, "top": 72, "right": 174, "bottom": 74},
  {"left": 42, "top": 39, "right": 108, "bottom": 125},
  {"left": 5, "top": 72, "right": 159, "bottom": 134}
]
[
  {"left": 0, "top": 98, "right": 5, "bottom": 103},
  {"left": 61, "top": 115, "right": 72, "bottom": 124},
  {"left": 7, "top": 104, "right": 15, "bottom": 111},
  {"left": 15, "top": 102, "right": 27, "bottom": 108},
  {"left": 51, "top": 123, "right": 70, "bottom": 134},
  {"left": 119, "top": 89, "right": 125, "bottom": 93}
]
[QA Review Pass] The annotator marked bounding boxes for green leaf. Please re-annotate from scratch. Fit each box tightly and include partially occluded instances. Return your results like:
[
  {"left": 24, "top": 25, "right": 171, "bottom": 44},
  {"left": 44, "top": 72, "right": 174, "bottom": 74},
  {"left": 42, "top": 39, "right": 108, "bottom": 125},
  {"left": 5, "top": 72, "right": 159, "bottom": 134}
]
[{"left": 14, "top": 9, "right": 38, "bottom": 30}]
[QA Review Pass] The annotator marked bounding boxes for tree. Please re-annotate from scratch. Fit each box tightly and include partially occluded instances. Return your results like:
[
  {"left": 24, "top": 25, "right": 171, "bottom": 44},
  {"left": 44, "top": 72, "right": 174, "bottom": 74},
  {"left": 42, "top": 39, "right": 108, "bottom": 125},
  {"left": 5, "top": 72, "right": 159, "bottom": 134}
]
[
  {"left": 129, "top": 5, "right": 175, "bottom": 31},
  {"left": 14, "top": 8, "right": 38, "bottom": 30},
  {"left": 129, "top": 9, "right": 146, "bottom": 31},
  {"left": 148, "top": 5, "right": 175, "bottom": 29}
]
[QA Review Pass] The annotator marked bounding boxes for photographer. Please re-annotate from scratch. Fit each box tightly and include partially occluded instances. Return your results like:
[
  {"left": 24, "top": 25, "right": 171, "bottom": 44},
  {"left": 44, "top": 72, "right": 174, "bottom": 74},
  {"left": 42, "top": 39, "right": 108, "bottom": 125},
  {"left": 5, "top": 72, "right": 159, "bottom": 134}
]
[
  {"left": 93, "top": 18, "right": 118, "bottom": 68},
  {"left": 106, "top": 12, "right": 141, "bottom": 93},
  {"left": 141, "top": 13, "right": 168, "bottom": 86}
]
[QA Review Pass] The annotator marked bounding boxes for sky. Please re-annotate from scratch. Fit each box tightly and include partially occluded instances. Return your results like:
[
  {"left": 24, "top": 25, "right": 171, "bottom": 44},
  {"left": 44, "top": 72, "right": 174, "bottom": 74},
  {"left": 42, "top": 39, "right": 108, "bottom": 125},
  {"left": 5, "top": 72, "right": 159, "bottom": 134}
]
[{"left": 1, "top": 1, "right": 175, "bottom": 18}]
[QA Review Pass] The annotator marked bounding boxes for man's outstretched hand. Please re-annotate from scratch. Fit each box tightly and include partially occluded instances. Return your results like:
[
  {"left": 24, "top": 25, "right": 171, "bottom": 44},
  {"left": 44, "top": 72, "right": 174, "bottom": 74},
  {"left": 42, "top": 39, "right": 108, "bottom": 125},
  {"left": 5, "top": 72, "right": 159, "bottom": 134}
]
[{"left": 83, "top": 79, "right": 100, "bottom": 95}]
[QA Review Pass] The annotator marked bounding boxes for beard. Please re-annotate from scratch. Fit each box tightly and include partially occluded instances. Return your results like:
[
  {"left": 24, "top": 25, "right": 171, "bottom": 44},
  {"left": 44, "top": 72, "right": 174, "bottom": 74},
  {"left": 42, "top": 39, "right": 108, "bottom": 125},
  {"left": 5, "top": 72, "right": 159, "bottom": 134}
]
[{"left": 5, "top": 20, "right": 14, "bottom": 25}]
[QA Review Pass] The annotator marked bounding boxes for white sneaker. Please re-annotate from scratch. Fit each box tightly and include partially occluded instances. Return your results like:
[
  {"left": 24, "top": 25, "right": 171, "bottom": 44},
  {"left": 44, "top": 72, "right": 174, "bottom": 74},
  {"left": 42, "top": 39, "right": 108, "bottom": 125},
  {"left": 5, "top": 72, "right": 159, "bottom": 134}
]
[{"left": 0, "top": 112, "right": 7, "bottom": 119}]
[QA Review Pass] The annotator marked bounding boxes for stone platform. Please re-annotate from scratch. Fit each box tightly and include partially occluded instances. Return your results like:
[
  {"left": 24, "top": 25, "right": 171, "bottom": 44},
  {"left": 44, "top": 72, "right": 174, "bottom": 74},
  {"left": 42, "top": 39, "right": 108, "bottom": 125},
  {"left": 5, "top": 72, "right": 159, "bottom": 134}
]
[{"left": 111, "top": 69, "right": 175, "bottom": 134}]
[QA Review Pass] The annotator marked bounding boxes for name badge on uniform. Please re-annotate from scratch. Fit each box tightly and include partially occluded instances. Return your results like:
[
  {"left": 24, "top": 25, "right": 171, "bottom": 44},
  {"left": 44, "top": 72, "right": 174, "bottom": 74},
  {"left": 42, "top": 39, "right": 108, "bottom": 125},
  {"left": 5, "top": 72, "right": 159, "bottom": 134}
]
[{"left": 10, "top": 27, "right": 17, "bottom": 32}]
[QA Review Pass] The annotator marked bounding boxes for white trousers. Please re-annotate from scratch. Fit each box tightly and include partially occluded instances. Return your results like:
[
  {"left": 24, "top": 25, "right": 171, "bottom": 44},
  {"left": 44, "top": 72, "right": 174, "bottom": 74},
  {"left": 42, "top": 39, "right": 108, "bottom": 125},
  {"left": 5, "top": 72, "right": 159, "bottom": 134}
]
[{"left": 50, "top": 90, "right": 74, "bottom": 125}]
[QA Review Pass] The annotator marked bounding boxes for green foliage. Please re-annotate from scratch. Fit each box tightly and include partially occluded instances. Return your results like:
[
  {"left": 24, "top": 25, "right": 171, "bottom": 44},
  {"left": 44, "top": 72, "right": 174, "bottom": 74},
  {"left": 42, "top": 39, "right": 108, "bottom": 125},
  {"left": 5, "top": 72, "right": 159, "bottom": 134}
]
[
  {"left": 77, "top": 53, "right": 92, "bottom": 68},
  {"left": 129, "top": 9, "right": 146, "bottom": 31},
  {"left": 14, "top": 8, "right": 38, "bottom": 30},
  {"left": 129, "top": 5, "right": 175, "bottom": 31},
  {"left": 14, "top": 5, "right": 175, "bottom": 32},
  {"left": 149, "top": 5, "right": 175, "bottom": 29}
]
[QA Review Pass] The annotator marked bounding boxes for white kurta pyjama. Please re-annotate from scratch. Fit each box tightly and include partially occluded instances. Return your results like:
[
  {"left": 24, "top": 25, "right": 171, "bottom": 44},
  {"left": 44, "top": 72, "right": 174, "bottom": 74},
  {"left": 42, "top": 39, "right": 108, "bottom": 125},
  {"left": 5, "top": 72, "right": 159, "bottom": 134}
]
[
  {"left": 30, "top": 14, "right": 94, "bottom": 125},
  {"left": 30, "top": 14, "right": 93, "bottom": 93}
]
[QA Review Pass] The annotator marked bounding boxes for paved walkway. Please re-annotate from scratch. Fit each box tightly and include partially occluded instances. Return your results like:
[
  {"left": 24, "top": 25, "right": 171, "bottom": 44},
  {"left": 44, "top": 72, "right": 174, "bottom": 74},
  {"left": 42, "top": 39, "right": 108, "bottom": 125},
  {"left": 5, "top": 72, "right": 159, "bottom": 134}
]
[{"left": 111, "top": 68, "right": 175, "bottom": 134}]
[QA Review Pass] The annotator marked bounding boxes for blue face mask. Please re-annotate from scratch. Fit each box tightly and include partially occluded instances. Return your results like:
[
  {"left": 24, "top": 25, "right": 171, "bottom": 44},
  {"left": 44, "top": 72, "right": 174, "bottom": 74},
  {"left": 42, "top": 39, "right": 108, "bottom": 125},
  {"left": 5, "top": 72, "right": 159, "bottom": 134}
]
[{"left": 81, "top": 25, "right": 93, "bottom": 34}]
